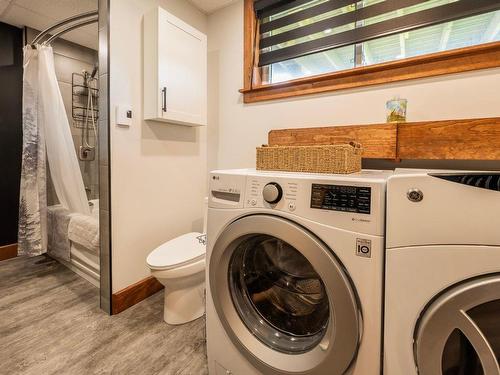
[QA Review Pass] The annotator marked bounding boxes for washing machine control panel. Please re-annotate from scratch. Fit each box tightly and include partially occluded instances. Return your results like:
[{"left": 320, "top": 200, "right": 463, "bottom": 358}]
[
  {"left": 209, "top": 169, "right": 388, "bottom": 236},
  {"left": 245, "top": 178, "right": 373, "bottom": 215},
  {"left": 310, "top": 184, "right": 371, "bottom": 214}
]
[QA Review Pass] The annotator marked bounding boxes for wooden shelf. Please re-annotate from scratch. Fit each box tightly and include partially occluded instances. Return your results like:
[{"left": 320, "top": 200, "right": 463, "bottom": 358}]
[
  {"left": 269, "top": 123, "right": 397, "bottom": 159},
  {"left": 268, "top": 117, "right": 500, "bottom": 161}
]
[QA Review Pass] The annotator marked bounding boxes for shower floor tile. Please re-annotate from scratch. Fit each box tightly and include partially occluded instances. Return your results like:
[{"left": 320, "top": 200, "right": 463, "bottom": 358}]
[{"left": 0, "top": 255, "right": 207, "bottom": 375}]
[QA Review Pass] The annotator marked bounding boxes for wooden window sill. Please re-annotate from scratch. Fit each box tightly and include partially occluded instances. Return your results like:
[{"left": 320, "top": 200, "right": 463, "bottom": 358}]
[{"left": 240, "top": 41, "right": 500, "bottom": 104}]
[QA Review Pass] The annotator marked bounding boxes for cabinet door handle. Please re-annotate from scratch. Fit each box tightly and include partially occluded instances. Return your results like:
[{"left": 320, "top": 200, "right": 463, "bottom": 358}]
[{"left": 161, "top": 87, "right": 167, "bottom": 112}]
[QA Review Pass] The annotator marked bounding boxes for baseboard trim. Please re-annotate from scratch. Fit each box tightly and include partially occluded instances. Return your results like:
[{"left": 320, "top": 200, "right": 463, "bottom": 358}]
[
  {"left": 111, "top": 276, "right": 163, "bottom": 315},
  {"left": 0, "top": 243, "right": 18, "bottom": 261}
]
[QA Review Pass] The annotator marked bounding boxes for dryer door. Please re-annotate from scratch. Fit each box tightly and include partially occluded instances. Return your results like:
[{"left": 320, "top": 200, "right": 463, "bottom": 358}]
[
  {"left": 210, "top": 214, "right": 360, "bottom": 375},
  {"left": 415, "top": 274, "right": 500, "bottom": 375}
]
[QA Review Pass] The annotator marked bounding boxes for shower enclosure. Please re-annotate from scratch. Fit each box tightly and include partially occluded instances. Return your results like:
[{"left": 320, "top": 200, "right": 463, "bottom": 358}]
[{"left": 17, "top": 9, "right": 111, "bottom": 312}]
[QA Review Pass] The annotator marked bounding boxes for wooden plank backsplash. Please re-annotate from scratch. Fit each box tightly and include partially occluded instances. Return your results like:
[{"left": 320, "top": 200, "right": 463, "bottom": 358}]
[{"left": 268, "top": 117, "right": 500, "bottom": 161}]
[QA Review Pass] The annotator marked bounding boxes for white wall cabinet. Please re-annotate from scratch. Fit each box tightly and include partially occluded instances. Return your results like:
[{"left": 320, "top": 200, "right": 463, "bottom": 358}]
[{"left": 143, "top": 7, "right": 207, "bottom": 126}]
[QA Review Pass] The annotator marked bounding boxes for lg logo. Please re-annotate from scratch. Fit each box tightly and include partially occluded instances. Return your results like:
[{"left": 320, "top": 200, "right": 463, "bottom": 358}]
[{"left": 356, "top": 238, "right": 372, "bottom": 258}]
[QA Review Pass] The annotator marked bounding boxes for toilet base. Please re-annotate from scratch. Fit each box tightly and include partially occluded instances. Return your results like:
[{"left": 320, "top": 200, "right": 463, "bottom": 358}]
[{"left": 163, "top": 281, "right": 205, "bottom": 325}]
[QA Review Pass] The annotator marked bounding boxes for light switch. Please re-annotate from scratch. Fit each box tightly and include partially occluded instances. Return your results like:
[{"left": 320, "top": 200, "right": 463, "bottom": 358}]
[{"left": 116, "top": 105, "right": 133, "bottom": 127}]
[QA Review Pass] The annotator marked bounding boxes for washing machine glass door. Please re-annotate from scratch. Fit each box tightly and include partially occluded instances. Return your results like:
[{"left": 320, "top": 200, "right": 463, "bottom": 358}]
[
  {"left": 414, "top": 274, "right": 500, "bottom": 375},
  {"left": 210, "top": 214, "right": 360, "bottom": 375},
  {"left": 229, "top": 233, "right": 329, "bottom": 353}
]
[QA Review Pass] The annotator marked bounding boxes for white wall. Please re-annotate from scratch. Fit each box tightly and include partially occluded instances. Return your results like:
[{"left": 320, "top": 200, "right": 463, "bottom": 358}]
[
  {"left": 207, "top": 1, "right": 500, "bottom": 171},
  {"left": 109, "top": 0, "right": 207, "bottom": 292}
]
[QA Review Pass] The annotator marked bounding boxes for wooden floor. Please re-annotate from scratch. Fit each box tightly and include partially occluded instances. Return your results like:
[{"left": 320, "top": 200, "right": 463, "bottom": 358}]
[{"left": 0, "top": 255, "right": 208, "bottom": 375}]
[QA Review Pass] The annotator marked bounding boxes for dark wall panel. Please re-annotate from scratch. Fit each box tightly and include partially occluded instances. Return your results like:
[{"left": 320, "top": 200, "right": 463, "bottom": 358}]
[{"left": 0, "top": 22, "right": 23, "bottom": 246}]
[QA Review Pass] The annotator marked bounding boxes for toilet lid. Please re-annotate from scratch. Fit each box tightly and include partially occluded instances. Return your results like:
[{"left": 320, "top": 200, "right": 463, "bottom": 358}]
[{"left": 147, "top": 232, "right": 206, "bottom": 270}]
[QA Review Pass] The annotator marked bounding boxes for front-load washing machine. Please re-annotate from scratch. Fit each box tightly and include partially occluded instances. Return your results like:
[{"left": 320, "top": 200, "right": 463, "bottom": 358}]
[
  {"left": 384, "top": 169, "right": 500, "bottom": 375},
  {"left": 206, "top": 169, "right": 392, "bottom": 375}
]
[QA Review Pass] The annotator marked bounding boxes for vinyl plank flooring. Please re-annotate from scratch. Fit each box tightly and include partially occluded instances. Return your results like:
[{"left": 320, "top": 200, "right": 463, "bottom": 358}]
[{"left": 0, "top": 256, "right": 208, "bottom": 375}]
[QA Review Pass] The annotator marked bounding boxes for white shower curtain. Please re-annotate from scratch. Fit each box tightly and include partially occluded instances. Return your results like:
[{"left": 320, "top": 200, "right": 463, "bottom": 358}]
[{"left": 18, "top": 45, "right": 90, "bottom": 257}]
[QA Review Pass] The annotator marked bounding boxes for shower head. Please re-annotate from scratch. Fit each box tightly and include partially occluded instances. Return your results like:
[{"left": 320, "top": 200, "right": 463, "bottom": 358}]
[{"left": 90, "top": 65, "right": 98, "bottom": 79}]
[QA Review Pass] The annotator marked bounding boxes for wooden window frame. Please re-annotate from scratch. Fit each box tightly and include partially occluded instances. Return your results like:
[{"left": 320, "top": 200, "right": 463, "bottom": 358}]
[{"left": 240, "top": 0, "right": 500, "bottom": 104}]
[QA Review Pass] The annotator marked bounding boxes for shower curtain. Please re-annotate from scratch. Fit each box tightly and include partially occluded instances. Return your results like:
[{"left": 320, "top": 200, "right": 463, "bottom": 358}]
[{"left": 18, "top": 45, "right": 90, "bottom": 257}]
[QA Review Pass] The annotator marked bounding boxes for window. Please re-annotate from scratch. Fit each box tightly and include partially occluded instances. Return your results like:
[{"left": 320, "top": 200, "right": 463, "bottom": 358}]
[{"left": 241, "top": 0, "right": 500, "bottom": 102}]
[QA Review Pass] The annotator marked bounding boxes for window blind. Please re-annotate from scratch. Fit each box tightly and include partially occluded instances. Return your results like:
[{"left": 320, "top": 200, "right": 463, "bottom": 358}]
[{"left": 255, "top": 0, "right": 500, "bottom": 67}]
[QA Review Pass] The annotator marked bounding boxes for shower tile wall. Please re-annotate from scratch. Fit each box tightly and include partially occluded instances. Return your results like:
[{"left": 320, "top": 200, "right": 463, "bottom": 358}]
[{"left": 26, "top": 28, "right": 99, "bottom": 204}]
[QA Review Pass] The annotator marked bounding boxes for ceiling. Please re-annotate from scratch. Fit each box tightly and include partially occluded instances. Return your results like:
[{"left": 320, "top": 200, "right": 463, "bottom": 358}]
[
  {"left": 0, "top": 0, "right": 98, "bottom": 49},
  {"left": 0, "top": 0, "right": 237, "bottom": 50},
  {"left": 188, "top": 0, "right": 239, "bottom": 14}
]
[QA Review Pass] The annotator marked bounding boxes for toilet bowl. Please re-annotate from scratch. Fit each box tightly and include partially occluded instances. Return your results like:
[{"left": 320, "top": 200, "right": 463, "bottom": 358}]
[{"left": 147, "top": 232, "right": 206, "bottom": 325}]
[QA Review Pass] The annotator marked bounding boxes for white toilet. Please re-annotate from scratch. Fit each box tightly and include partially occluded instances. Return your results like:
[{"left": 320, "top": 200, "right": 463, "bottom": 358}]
[{"left": 146, "top": 200, "right": 207, "bottom": 325}]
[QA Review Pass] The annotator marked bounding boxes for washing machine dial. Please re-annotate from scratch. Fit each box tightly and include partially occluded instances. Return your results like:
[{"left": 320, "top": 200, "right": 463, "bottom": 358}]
[{"left": 263, "top": 182, "right": 283, "bottom": 204}]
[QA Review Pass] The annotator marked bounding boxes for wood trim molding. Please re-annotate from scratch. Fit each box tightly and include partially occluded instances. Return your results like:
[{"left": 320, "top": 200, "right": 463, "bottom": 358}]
[
  {"left": 0, "top": 243, "right": 17, "bottom": 261},
  {"left": 243, "top": 0, "right": 256, "bottom": 90},
  {"left": 111, "top": 276, "right": 164, "bottom": 315},
  {"left": 241, "top": 0, "right": 500, "bottom": 104},
  {"left": 268, "top": 117, "right": 500, "bottom": 161}
]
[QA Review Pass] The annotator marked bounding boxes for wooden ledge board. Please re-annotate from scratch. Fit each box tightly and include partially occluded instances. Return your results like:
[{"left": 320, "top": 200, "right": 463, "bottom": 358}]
[
  {"left": 397, "top": 117, "right": 500, "bottom": 160},
  {"left": 268, "top": 117, "right": 500, "bottom": 161},
  {"left": 269, "top": 123, "right": 397, "bottom": 159}
]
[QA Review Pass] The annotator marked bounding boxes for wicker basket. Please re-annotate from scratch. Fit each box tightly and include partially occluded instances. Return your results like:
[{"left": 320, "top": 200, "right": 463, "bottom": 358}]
[{"left": 256, "top": 142, "right": 362, "bottom": 174}]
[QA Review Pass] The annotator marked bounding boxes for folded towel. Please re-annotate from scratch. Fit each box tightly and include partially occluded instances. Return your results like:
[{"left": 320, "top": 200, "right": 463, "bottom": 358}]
[
  {"left": 47, "top": 205, "right": 72, "bottom": 261},
  {"left": 68, "top": 213, "right": 99, "bottom": 254}
]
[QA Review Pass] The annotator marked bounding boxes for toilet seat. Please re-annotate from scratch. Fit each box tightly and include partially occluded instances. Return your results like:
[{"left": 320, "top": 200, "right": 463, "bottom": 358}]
[
  {"left": 151, "top": 257, "right": 205, "bottom": 280},
  {"left": 147, "top": 232, "right": 206, "bottom": 271}
]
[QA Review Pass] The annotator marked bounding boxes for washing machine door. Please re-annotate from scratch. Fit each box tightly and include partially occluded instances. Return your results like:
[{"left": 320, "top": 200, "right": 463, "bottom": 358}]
[
  {"left": 210, "top": 214, "right": 360, "bottom": 375},
  {"left": 415, "top": 274, "right": 500, "bottom": 375}
]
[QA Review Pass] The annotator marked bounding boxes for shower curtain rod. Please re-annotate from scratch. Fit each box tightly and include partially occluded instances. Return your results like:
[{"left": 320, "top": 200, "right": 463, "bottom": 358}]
[
  {"left": 44, "top": 17, "right": 98, "bottom": 45},
  {"left": 31, "top": 10, "right": 98, "bottom": 46}
]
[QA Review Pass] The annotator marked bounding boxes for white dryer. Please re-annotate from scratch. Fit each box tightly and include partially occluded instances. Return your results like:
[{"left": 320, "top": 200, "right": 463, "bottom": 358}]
[
  {"left": 206, "top": 169, "right": 391, "bottom": 375},
  {"left": 384, "top": 169, "right": 500, "bottom": 375}
]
